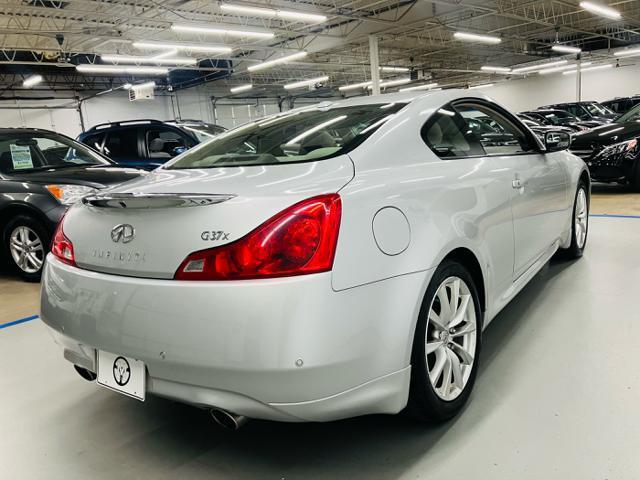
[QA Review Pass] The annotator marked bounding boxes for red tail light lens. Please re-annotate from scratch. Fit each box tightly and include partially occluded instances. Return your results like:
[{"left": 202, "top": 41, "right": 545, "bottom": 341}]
[
  {"left": 175, "top": 194, "right": 341, "bottom": 280},
  {"left": 51, "top": 214, "right": 76, "bottom": 266}
]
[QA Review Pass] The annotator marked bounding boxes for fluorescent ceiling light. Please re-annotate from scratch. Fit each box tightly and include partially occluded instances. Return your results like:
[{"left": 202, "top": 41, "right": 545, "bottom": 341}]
[
  {"left": 551, "top": 44, "right": 582, "bottom": 54},
  {"left": 101, "top": 54, "right": 197, "bottom": 65},
  {"left": 399, "top": 82, "right": 439, "bottom": 92},
  {"left": 131, "top": 81, "right": 156, "bottom": 90},
  {"left": 22, "top": 75, "right": 43, "bottom": 87},
  {"left": 284, "top": 75, "right": 329, "bottom": 90},
  {"left": 538, "top": 63, "right": 588, "bottom": 74},
  {"left": 338, "top": 81, "right": 372, "bottom": 91},
  {"left": 511, "top": 60, "right": 568, "bottom": 74},
  {"left": 76, "top": 65, "right": 169, "bottom": 75},
  {"left": 133, "top": 41, "right": 233, "bottom": 53},
  {"left": 380, "top": 66, "right": 410, "bottom": 72},
  {"left": 286, "top": 116, "right": 347, "bottom": 145},
  {"left": 220, "top": 4, "right": 326, "bottom": 23},
  {"left": 563, "top": 64, "right": 613, "bottom": 74},
  {"left": 171, "top": 24, "right": 274, "bottom": 39},
  {"left": 454, "top": 31, "right": 501, "bottom": 44},
  {"left": 468, "top": 83, "right": 494, "bottom": 89},
  {"left": 230, "top": 84, "right": 253, "bottom": 93},
  {"left": 151, "top": 49, "right": 179, "bottom": 59},
  {"left": 123, "top": 83, "right": 133, "bottom": 89},
  {"left": 580, "top": 1, "right": 621, "bottom": 19},
  {"left": 614, "top": 47, "right": 640, "bottom": 57},
  {"left": 481, "top": 66, "right": 511, "bottom": 73},
  {"left": 367, "top": 78, "right": 411, "bottom": 89},
  {"left": 247, "top": 51, "right": 307, "bottom": 71}
]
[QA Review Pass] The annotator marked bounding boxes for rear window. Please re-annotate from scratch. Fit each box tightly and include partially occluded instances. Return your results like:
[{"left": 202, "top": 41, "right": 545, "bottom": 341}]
[{"left": 166, "top": 103, "right": 405, "bottom": 169}]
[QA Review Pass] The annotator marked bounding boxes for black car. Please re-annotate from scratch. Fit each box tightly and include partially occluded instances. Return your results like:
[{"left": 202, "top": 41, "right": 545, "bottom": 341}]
[
  {"left": 601, "top": 96, "right": 640, "bottom": 115},
  {"left": 517, "top": 114, "right": 575, "bottom": 140},
  {"left": 542, "top": 101, "right": 617, "bottom": 124},
  {"left": 0, "top": 129, "right": 143, "bottom": 280},
  {"left": 78, "top": 119, "right": 226, "bottom": 170},
  {"left": 570, "top": 103, "right": 640, "bottom": 189},
  {"left": 521, "top": 109, "right": 601, "bottom": 131}
]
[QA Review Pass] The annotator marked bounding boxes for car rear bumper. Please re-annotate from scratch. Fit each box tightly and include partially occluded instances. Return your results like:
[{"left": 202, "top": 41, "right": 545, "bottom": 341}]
[{"left": 41, "top": 255, "right": 429, "bottom": 422}]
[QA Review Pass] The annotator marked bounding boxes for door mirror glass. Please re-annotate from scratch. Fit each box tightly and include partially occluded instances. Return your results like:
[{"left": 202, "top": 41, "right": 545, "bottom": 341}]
[{"left": 545, "top": 131, "right": 571, "bottom": 152}]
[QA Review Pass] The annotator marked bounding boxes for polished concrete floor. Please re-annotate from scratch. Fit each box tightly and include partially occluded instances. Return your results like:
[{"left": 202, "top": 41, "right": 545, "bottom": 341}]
[{"left": 1, "top": 209, "right": 639, "bottom": 478}]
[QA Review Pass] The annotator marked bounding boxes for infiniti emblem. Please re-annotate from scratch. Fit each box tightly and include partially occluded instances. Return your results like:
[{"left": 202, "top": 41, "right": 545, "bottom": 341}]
[{"left": 111, "top": 224, "right": 135, "bottom": 244}]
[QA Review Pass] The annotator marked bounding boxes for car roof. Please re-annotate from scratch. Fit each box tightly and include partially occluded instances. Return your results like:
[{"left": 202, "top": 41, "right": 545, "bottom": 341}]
[{"left": 0, "top": 127, "right": 60, "bottom": 135}]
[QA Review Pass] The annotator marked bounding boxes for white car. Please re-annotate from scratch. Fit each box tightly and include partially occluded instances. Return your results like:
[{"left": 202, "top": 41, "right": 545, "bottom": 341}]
[{"left": 40, "top": 90, "right": 589, "bottom": 427}]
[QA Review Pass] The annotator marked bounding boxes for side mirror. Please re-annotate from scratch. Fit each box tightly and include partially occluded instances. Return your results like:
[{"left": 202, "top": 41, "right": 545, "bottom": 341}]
[{"left": 544, "top": 131, "right": 571, "bottom": 152}]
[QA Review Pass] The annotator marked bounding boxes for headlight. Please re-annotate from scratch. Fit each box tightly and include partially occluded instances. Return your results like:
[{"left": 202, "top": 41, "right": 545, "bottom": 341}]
[
  {"left": 595, "top": 138, "right": 638, "bottom": 159},
  {"left": 46, "top": 184, "right": 98, "bottom": 205}
]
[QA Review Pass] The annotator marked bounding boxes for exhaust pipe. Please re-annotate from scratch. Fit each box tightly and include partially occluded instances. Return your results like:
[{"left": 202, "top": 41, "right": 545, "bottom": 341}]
[
  {"left": 209, "top": 408, "right": 249, "bottom": 430},
  {"left": 74, "top": 365, "right": 97, "bottom": 381}
]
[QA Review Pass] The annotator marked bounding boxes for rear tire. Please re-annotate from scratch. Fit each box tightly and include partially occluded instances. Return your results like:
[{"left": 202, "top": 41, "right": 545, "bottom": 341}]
[
  {"left": 559, "top": 181, "right": 589, "bottom": 259},
  {"left": 2, "top": 214, "right": 50, "bottom": 282},
  {"left": 405, "top": 259, "right": 483, "bottom": 423}
]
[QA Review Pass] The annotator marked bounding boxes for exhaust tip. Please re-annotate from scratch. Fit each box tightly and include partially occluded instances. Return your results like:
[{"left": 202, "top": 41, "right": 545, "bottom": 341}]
[
  {"left": 209, "top": 408, "right": 248, "bottom": 430},
  {"left": 74, "top": 365, "right": 97, "bottom": 381}
]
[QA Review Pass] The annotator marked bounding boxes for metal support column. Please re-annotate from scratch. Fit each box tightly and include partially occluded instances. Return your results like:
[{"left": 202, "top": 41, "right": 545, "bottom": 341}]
[
  {"left": 576, "top": 54, "right": 582, "bottom": 102},
  {"left": 369, "top": 35, "right": 381, "bottom": 95}
]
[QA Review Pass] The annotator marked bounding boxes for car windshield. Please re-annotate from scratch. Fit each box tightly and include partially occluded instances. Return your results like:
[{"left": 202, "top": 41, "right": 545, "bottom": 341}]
[
  {"left": 166, "top": 103, "right": 406, "bottom": 169},
  {"left": 177, "top": 124, "right": 226, "bottom": 143},
  {"left": 0, "top": 132, "right": 110, "bottom": 174},
  {"left": 584, "top": 102, "right": 612, "bottom": 116},
  {"left": 540, "top": 110, "right": 577, "bottom": 125},
  {"left": 616, "top": 103, "right": 640, "bottom": 123}
]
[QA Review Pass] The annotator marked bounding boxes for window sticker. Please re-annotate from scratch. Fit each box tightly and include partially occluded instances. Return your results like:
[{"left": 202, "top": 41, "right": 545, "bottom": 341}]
[{"left": 10, "top": 144, "right": 34, "bottom": 170}]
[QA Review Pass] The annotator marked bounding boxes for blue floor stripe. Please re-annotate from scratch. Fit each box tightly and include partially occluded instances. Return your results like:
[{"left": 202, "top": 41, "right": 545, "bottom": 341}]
[
  {"left": 590, "top": 214, "right": 640, "bottom": 219},
  {"left": 0, "top": 315, "right": 39, "bottom": 330}
]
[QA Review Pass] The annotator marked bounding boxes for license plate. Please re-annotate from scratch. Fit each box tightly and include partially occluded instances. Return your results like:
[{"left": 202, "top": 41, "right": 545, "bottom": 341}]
[{"left": 97, "top": 350, "right": 146, "bottom": 401}]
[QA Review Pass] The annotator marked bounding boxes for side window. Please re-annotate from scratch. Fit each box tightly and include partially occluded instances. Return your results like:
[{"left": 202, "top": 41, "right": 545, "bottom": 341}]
[
  {"left": 421, "top": 105, "right": 485, "bottom": 159},
  {"left": 146, "top": 128, "right": 191, "bottom": 158},
  {"left": 104, "top": 129, "right": 138, "bottom": 161},
  {"left": 455, "top": 102, "right": 535, "bottom": 156},
  {"left": 82, "top": 132, "right": 105, "bottom": 152}
]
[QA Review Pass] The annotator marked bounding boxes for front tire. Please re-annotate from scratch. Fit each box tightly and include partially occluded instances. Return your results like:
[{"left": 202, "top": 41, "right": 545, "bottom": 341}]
[
  {"left": 559, "top": 181, "right": 589, "bottom": 259},
  {"left": 405, "top": 260, "right": 483, "bottom": 422},
  {"left": 2, "top": 214, "right": 50, "bottom": 282}
]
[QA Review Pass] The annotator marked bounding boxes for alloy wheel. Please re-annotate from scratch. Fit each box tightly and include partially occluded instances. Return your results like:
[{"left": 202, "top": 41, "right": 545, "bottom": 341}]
[
  {"left": 575, "top": 188, "right": 588, "bottom": 249},
  {"left": 9, "top": 226, "right": 45, "bottom": 274},
  {"left": 425, "top": 276, "right": 477, "bottom": 401}
]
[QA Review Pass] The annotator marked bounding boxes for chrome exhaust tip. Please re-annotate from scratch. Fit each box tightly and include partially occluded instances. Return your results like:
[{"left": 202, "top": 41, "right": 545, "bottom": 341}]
[
  {"left": 209, "top": 408, "right": 249, "bottom": 430},
  {"left": 74, "top": 365, "right": 97, "bottom": 381}
]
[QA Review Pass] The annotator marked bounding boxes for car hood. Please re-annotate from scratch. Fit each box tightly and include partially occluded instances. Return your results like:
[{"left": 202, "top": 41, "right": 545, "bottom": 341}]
[
  {"left": 8, "top": 165, "right": 144, "bottom": 188},
  {"left": 571, "top": 122, "right": 640, "bottom": 149}
]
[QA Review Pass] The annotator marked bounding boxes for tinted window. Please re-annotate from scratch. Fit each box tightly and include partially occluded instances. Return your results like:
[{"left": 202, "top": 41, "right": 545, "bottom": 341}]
[
  {"left": 167, "top": 103, "right": 405, "bottom": 169},
  {"left": 0, "top": 133, "right": 109, "bottom": 174},
  {"left": 82, "top": 132, "right": 105, "bottom": 151},
  {"left": 146, "top": 128, "right": 190, "bottom": 159},
  {"left": 104, "top": 129, "right": 138, "bottom": 161},
  {"left": 421, "top": 105, "right": 485, "bottom": 158}
]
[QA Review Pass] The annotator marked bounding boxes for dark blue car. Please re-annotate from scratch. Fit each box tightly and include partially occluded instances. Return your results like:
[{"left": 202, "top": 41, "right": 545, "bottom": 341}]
[{"left": 77, "top": 119, "right": 226, "bottom": 170}]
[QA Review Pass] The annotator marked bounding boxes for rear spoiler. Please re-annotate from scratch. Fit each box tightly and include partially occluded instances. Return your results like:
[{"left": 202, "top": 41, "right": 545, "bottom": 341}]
[{"left": 82, "top": 193, "right": 236, "bottom": 209}]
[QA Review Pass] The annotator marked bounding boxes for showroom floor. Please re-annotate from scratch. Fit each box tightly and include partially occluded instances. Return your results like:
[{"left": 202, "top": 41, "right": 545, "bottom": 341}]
[{"left": 1, "top": 191, "right": 639, "bottom": 480}]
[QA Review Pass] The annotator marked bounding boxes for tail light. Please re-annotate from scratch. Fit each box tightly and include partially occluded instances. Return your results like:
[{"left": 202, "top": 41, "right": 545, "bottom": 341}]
[
  {"left": 175, "top": 194, "right": 341, "bottom": 280},
  {"left": 51, "top": 214, "right": 76, "bottom": 266}
]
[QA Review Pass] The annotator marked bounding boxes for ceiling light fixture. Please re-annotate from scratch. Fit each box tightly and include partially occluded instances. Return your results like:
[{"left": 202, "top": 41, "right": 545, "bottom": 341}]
[
  {"left": 563, "top": 64, "right": 613, "bottom": 74},
  {"left": 284, "top": 76, "right": 329, "bottom": 90},
  {"left": 101, "top": 54, "right": 197, "bottom": 65},
  {"left": 131, "top": 81, "right": 156, "bottom": 90},
  {"left": 481, "top": 66, "right": 511, "bottom": 73},
  {"left": 338, "top": 81, "right": 372, "bottom": 91},
  {"left": 123, "top": 83, "right": 133, "bottom": 89},
  {"left": 220, "top": 4, "right": 327, "bottom": 23},
  {"left": 454, "top": 31, "right": 501, "bottom": 44},
  {"left": 133, "top": 41, "right": 233, "bottom": 53},
  {"left": 367, "top": 78, "right": 411, "bottom": 89},
  {"left": 399, "top": 82, "right": 439, "bottom": 92},
  {"left": 551, "top": 44, "right": 582, "bottom": 54},
  {"left": 247, "top": 51, "right": 307, "bottom": 71},
  {"left": 171, "top": 24, "right": 274, "bottom": 39},
  {"left": 22, "top": 75, "right": 43, "bottom": 88},
  {"left": 614, "top": 47, "right": 640, "bottom": 57},
  {"left": 76, "top": 65, "right": 169, "bottom": 75},
  {"left": 511, "top": 60, "right": 568, "bottom": 74},
  {"left": 468, "top": 83, "right": 494, "bottom": 89},
  {"left": 230, "top": 84, "right": 253, "bottom": 93},
  {"left": 538, "top": 63, "right": 590, "bottom": 74},
  {"left": 380, "top": 66, "right": 410, "bottom": 72},
  {"left": 579, "top": 1, "right": 621, "bottom": 19},
  {"left": 151, "top": 49, "right": 179, "bottom": 59}
]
